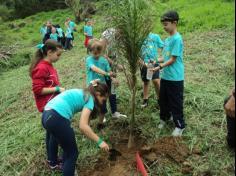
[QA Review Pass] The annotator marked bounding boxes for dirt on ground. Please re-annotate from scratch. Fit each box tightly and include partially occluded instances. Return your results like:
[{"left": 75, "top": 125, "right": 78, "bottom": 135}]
[{"left": 79, "top": 132, "right": 193, "bottom": 176}]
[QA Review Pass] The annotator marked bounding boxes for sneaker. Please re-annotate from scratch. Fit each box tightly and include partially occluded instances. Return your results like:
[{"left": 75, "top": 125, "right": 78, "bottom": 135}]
[
  {"left": 158, "top": 120, "right": 166, "bottom": 129},
  {"left": 141, "top": 99, "right": 148, "bottom": 108},
  {"left": 103, "top": 117, "right": 107, "bottom": 123},
  {"left": 112, "top": 112, "right": 127, "bottom": 119},
  {"left": 172, "top": 127, "right": 185, "bottom": 137},
  {"left": 48, "top": 163, "right": 63, "bottom": 172},
  {"left": 141, "top": 103, "right": 148, "bottom": 108},
  {"left": 47, "top": 157, "right": 63, "bottom": 165}
]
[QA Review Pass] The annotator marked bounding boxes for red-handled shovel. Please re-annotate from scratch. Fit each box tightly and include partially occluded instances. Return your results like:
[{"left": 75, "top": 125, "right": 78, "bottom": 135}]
[{"left": 136, "top": 152, "right": 148, "bottom": 176}]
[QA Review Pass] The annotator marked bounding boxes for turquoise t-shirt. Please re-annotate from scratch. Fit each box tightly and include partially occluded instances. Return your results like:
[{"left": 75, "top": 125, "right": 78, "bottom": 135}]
[
  {"left": 161, "top": 32, "right": 184, "bottom": 81},
  {"left": 86, "top": 56, "right": 111, "bottom": 86},
  {"left": 45, "top": 89, "right": 95, "bottom": 120},
  {"left": 69, "top": 21, "right": 76, "bottom": 31},
  {"left": 66, "top": 28, "right": 73, "bottom": 39},
  {"left": 141, "top": 33, "right": 164, "bottom": 64},
  {"left": 50, "top": 33, "right": 58, "bottom": 41},
  {"left": 57, "top": 28, "right": 64, "bottom": 38},
  {"left": 84, "top": 25, "right": 93, "bottom": 37}
]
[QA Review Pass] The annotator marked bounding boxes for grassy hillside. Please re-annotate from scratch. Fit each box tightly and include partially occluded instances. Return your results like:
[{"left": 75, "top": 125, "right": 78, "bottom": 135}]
[{"left": 0, "top": 0, "right": 235, "bottom": 175}]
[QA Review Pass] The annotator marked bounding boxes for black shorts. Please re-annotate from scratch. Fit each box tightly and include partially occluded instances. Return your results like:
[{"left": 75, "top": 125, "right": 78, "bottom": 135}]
[
  {"left": 140, "top": 63, "right": 160, "bottom": 82},
  {"left": 71, "top": 32, "right": 74, "bottom": 41}
]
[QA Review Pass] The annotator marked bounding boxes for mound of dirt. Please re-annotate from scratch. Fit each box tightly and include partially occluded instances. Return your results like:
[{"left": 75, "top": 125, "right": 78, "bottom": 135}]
[
  {"left": 141, "top": 137, "right": 190, "bottom": 164},
  {"left": 79, "top": 135, "right": 193, "bottom": 176},
  {"left": 140, "top": 137, "right": 192, "bottom": 174}
]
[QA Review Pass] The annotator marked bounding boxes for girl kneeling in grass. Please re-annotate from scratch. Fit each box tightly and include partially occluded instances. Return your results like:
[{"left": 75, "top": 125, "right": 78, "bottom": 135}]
[{"left": 42, "top": 81, "right": 110, "bottom": 176}]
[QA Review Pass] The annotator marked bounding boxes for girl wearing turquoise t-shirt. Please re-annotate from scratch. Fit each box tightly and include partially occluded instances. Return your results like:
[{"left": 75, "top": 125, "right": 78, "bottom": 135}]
[
  {"left": 86, "top": 41, "right": 121, "bottom": 125},
  {"left": 50, "top": 27, "right": 59, "bottom": 42},
  {"left": 42, "top": 82, "right": 110, "bottom": 176},
  {"left": 65, "top": 22, "right": 73, "bottom": 50}
]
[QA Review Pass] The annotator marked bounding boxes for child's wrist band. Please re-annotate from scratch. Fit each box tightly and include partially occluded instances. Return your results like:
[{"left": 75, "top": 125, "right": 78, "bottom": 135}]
[
  {"left": 55, "top": 86, "right": 60, "bottom": 93},
  {"left": 97, "top": 138, "right": 103, "bottom": 147}
]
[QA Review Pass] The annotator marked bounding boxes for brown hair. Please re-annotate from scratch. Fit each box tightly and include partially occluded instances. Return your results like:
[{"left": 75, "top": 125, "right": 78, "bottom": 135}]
[
  {"left": 84, "top": 82, "right": 110, "bottom": 119},
  {"left": 29, "top": 39, "right": 62, "bottom": 77},
  {"left": 90, "top": 40, "right": 104, "bottom": 54},
  {"left": 87, "top": 38, "right": 100, "bottom": 54}
]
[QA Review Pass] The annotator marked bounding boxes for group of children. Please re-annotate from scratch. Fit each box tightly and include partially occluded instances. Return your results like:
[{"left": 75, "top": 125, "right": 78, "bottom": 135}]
[
  {"left": 31, "top": 10, "right": 187, "bottom": 175},
  {"left": 40, "top": 18, "right": 94, "bottom": 52}
]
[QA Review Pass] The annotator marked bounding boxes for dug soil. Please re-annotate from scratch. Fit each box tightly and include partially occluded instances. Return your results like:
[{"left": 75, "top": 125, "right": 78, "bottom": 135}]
[{"left": 79, "top": 131, "right": 192, "bottom": 176}]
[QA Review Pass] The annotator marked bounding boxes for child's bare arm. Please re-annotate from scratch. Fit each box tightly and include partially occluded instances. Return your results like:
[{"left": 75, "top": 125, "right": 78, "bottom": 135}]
[
  {"left": 41, "top": 87, "right": 65, "bottom": 95},
  {"left": 161, "top": 56, "right": 176, "bottom": 67},
  {"left": 80, "top": 108, "right": 110, "bottom": 151},
  {"left": 153, "top": 56, "right": 177, "bottom": 72},
  {"left": 91, "top": 65, "right": 110, "bottom": 76}
]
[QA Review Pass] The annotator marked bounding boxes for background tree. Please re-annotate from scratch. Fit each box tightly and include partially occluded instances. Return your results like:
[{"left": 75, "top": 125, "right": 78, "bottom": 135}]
[
  {"left": 0, "top": 0, "right": 67, "bottom": 20},
  {"left": 65, "top": 0, "right": 97, "bottom": 22},
  {"left": 106, "top": 0, "right": 155, "bottom": 148}
]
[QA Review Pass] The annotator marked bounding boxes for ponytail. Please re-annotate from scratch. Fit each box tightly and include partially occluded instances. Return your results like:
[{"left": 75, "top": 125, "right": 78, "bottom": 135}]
[
  {"left": 84, "top": 81, "right": 109, "bottom": 119},
  {"left": 29, "top": 39, "right": 62, "bottom": 77}
]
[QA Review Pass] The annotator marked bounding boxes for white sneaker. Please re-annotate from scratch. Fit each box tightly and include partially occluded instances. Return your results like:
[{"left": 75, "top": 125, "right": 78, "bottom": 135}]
[
  {"left": 141, "top": 102, "right": 148, "bottom": 108},
  {"left": 103, "top": 117, "right": 107, "bottom": 123},
  {"left": 158, "top": 120, "right": 166, "bottom": 129},
  {"left": 172, "top": 127, "right": 185, "bottom": 137},
  {"left": 112, "top": 112, "right": 127, "bottom": 119}
]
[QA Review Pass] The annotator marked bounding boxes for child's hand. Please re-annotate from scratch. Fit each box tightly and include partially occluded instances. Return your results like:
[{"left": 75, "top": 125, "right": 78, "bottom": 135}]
[
  {"left": 59, "top": 87, "right": 66, "bottom": 93},
  {"left": 99, "top": 141, "right": 110, "bottom": 152},
  {"left": 139, "top": 59, "right": 146, "bottom": 67},
  {"left": 109, "top": 72, "right": 117, "bottom": 78},
  {"left": 158, "top": 57, "right": 164, "bottom": 63},
  {"left": 152, "top": 66, "right": 160, "bottom": 72},
  {"left": 111, "top": 78, "right": 119, "bottom": 86}
]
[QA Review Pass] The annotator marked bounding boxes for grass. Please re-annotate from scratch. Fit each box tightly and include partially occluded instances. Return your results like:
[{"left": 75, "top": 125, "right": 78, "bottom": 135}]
[{"left": 0, "top": 0, "right": 235, "bottom": 175}]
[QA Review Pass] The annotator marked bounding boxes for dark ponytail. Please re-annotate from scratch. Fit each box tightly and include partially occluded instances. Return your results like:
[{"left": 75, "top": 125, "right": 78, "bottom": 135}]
[
  {"left": 84, "top": 82, "right": 110, "bottom": 119},
  {"left": 29, "top": 39, "right": 62, "bottom": 77}
]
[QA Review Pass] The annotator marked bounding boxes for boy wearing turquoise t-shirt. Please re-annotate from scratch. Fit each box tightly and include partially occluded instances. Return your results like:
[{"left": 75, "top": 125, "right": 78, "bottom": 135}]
[
  {"left": 140, "top": 33, "right": 164, "bottom": 108},
  {"left": 153, "top": 11, "right": 186, "bottom": 137}
]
